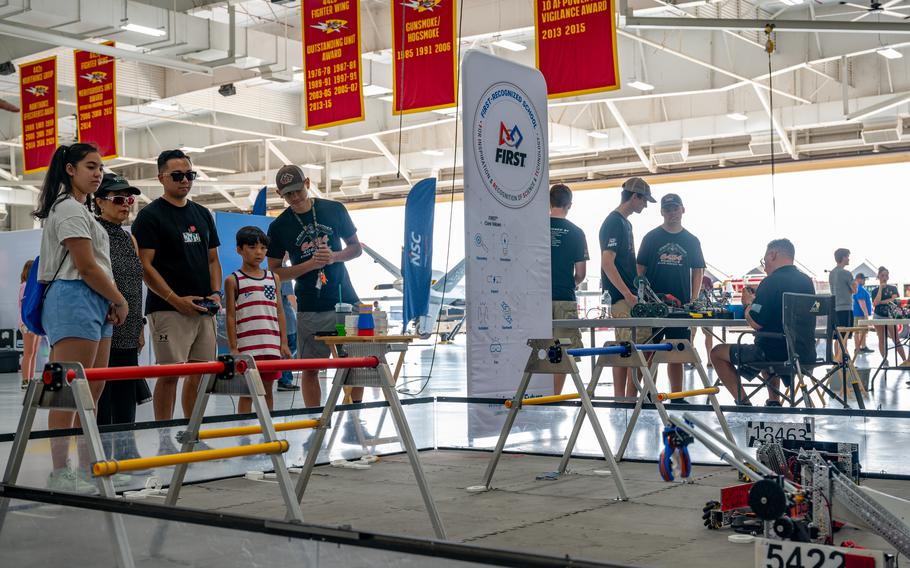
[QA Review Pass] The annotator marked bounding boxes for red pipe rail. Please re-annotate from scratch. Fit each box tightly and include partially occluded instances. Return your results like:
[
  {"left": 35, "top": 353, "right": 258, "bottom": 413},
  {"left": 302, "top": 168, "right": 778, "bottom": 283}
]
[{"left": 42, "top": 356, "right": 380, "bottom": 384}]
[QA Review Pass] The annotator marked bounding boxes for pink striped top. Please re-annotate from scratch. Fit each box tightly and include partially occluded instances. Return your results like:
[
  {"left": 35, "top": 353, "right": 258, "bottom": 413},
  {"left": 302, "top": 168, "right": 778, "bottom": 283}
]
[{"left": 232, "top": 270, "right": 281, "bottom": 358}]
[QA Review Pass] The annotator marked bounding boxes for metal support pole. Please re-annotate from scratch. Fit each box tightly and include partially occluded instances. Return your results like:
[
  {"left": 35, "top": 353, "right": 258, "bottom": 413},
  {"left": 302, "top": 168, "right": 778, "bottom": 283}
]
[
  {"left": 478, "top": 372, "right": 533, "bottom": 489},
  {"left": 164, "top": 374, "right": 216, "bottom": 506}
]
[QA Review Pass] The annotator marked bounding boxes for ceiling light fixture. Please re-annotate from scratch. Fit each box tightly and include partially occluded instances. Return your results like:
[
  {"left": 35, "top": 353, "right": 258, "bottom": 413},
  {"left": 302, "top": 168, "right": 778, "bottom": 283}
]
[
  {"left": 587, "top": 130, "right": 610, "bottom": 139},
  {"left": 627, "top": 80, "right": 655, "bottom": 92},
  {"left": 726, "top": 112, "right": 749, "bottom": 121},
  {"left": 491, "top": 39, "right": 526, "bottom": 52},
  {"left": 120, "top": 22, "right": 167, "bottom": 37},
  {"left": 378, "top": 95, "right": 394, "bottom": 102},
  {"left": 301, "top": 129, "right": 329, "bottom": 137},
  {"left": 178, "top": 146, "right": 206, "bottom": 153},
  {"left": 301, "top": 163, "right": 324, "bottom": 170},
  {"left": 218, "top": 83, "right": 237, "bottom": 97},
  {"left": 149, "top": 100, "right": 179, "bottom": 111},
  {"left": 422, "top": 149, "right": 445, "bottom": 156},
  {"left": 878, "top": 47, "right": 903, "bottom": 60},
  {"left": 778, "top": 0, "right": 803, "bottom": 6}
]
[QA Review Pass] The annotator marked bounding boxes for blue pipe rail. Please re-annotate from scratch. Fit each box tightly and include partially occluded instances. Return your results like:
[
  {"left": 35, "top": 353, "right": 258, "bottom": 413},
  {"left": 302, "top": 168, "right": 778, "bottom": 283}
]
[{"left": 566, "top": 343, "right": 673, "bottom": 358}]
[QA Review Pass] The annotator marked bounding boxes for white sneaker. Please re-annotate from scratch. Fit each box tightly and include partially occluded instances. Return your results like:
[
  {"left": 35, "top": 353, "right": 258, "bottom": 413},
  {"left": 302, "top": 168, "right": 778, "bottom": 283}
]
[
  {"left": 77, "top": 467, "right": 133, "bottom": 489},
  {"left": 47, "top": 467, "right": 98, "bottom": 495}
]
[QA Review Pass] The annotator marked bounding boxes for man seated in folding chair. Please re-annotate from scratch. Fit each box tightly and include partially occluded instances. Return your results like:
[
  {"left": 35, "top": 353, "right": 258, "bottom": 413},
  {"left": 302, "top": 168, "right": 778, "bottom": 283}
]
[{"left": 710, "top": 239, "right": 815, "bottom": 406}]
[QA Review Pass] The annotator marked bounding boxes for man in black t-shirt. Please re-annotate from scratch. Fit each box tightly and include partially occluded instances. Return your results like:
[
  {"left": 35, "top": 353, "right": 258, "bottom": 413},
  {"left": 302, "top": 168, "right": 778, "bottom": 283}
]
[
  {"left": 710, "top": 239, "right": 815, "bottom": 406},
  {"left": 549, "top": 184, "right": 589, "bottom": 394},
  {"left": 600, "top": 177, "right": 654, "bottom": 398},
  {"left": 266, "top": 165, "right": 362, "bottom": 407},
  {"left": 636, "top": 193, "right": 705, "bottom": 401},
  {"left": 132, "top": 149, "right": 222, "bottom": 452}
]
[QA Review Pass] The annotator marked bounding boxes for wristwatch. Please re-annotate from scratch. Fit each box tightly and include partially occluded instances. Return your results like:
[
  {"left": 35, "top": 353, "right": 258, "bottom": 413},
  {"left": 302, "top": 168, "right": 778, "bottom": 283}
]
[{"left": 212, "top": 290, "right": 224, "bottom": 298}]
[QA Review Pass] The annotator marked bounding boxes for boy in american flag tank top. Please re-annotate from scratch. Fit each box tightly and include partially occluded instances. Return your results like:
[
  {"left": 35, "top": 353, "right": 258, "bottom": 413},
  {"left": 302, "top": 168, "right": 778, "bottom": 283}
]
[{"left": 225, "top": 226, "right": 292, "bottom": 412}]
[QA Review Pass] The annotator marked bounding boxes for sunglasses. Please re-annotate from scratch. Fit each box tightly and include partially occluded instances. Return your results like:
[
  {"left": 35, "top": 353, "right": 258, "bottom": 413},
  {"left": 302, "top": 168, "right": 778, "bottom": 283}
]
[
  {"left": 166, "top": 171, "right": 198, "bottom": 182},
  {"left": 98, "top": 195, "right": 135, "bottom": 206}
]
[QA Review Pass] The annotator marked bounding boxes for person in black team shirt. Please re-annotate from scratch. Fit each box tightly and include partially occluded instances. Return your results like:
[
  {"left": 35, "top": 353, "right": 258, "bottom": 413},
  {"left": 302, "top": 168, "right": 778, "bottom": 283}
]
[
  {"left": 600, "top": 177, "right": 654, "bottom": 398},
  {"left": 636, "top": 193, "right": 705, "bottom": 403},
  {"left": 871, "top": 266, "right": 907, "bottom": 363},
  {"left": 266, "top": 165, "right": 362, "bottom": 407},
  {"left": 132, "top": 149, "right": 222, "bottom": 454},
  {"left": 710, "top": 239, "right": 814, "bottom": 406},
  {"left": 549, "top": 184, "right": 589, "bottom": 395}
]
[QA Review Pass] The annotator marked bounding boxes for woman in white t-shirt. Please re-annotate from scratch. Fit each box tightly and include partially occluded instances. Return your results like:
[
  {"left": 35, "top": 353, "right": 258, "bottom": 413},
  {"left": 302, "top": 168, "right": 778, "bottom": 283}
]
[{"left": 34, "top": 143, "right": 128, "bottom": 493}]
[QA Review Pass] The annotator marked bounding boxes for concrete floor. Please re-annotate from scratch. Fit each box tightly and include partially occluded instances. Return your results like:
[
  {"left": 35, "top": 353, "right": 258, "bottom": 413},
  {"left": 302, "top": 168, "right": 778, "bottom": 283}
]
[{"left": 169, "top": 450, "right": 903, "bottom": 567}]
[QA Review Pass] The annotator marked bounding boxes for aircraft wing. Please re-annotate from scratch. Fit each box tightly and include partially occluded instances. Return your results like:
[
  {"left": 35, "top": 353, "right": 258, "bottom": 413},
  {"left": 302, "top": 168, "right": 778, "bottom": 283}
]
[
  {"left": 431, "top": 258, "right": 466, "bottom": 294},
  {"left": 361, "top": 243, "right": 402, "bottom": 280}
]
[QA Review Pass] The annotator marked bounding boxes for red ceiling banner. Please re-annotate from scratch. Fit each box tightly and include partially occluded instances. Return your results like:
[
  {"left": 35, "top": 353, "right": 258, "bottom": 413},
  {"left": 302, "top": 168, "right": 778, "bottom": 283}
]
[
  {"left": 19, "top": 56, "right": 58, "bottom": 174},
  {"left": 301, "top": 0, "right": 365, "bottom": 129},
  {"left": 74, "top": 41, "right": 118, "bottom": 159},
  {"left": 535, "top": 0, "right": 619, "bottom": 98},
  {"left": 391, "top": 0, "right": 457, "bottom": 114}
]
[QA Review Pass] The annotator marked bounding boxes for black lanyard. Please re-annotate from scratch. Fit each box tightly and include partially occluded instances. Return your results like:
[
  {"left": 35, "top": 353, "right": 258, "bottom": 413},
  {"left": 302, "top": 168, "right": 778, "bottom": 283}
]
[{"left": 293, "top": 200, "right": 327, "bottom": 295}]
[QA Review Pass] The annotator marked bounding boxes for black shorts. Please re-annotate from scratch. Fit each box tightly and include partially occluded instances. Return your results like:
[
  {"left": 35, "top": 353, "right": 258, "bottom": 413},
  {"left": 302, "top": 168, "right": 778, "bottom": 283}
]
[
  {"left": 729, "top": 343, "right": 792, "bottom": 387},
  {"left": 652, "top": 327, "right": 691, "bottom": 342},
  {"left": 835, "top": 310, "right": 854, "bottom": 329}
]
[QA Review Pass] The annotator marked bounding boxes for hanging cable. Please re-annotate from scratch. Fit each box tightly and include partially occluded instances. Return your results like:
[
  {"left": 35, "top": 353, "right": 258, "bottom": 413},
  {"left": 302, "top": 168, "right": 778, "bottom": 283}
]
[
  {"left": 765, "top": 24, "right": 778, "bottom": 232},
  {"left": 399, "top": 0, "right": 466, "bottom": 396},
  {"left": 395, "top": 1, "right": 408, "bottom": 179}
]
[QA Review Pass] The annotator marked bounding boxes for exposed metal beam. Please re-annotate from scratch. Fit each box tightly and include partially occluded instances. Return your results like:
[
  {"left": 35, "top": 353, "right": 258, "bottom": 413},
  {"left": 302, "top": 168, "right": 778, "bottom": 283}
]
[
  {"left": 604, "top": 101, "right": 655, "bottom": 173},
  {"left": 845, "top": 90, "right": 910, "bottom": 121},
  {"left": 617, "top": 30, "right": 811, "bottom": 105},
  {"left": 265, "top": 140, "right": 325, "bottom": 198},
  {"left": 620, "top": 16, "right": 910, "bottom": 34},
  {"left": 0, "top": 22, "right": 213, "bottom": 75},
  {"left": 750, "top": 83, "right": 798, "bottom": 160},
  {"left": 368, "top": 135, "right": 412, "bottom": 184},
  {"left": 0, "top": 166, "right": 39, "bottom": 194}
]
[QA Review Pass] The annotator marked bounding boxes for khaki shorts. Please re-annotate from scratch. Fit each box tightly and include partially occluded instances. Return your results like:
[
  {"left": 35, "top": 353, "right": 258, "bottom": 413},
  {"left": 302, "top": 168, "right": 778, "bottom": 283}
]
[
  {"left": 149, "top": 311, "right": 217, "bottom": 364},
  {"left": 297, "top": 311, "right": 336, "bottom": 359},
  {"left": 552, "top": 301, "right": 582, "bottom": 349},
  {"left": 611, "top": 299, "right": 652, "bottom": 343}
]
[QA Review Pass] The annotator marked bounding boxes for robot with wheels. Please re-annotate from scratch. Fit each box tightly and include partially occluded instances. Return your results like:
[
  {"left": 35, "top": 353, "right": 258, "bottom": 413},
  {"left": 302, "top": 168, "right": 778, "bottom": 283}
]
[{"left": 630, "top": 276, "right": 672, "bottom": 318}]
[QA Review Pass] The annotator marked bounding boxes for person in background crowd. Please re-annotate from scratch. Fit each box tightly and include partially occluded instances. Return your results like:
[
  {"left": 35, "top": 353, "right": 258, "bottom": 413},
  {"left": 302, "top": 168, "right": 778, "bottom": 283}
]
[
  {"left": 600, "top": 177, "right": 654, "bottom": 398},
  {"left": 871, "top": 266, "right": 907, "bottom": 364},
  {"left": 549, "top": 184, "right": 588, "bottom": 395},
  {"left": 691, "top": 274, "right": 715, "bottom": 368},
  {"left": 853, "top": 273, "right": 873, "bottom": 354},
  {"left": 34, "top": 143, "right": 127, "bottom": 492},
  {"left": 225, "top": 226, "right": 291, "bottom": 412},
  {"left": 828, "top": 248, "right": 857, "bottom": 363},
  {"left": 93, "top": 173, "right": 151, "bottom": 463},
  {"left": 277, "top": 274, "right": 300, "bottom": 392},
  {"left": 266, "top": 165, "right": 362, "bottom": 408},
  {"left": 711, "top": 239, "right": 814, "bottom": 406},
  {"left": 132, "top": 149, "right": 222, "bottom": 455},
  {"left": 637, "top": 193, "right": 705, "bottom": 402},
  {"left": 18, "top": 259, "right": 38, "bottom": 389}
]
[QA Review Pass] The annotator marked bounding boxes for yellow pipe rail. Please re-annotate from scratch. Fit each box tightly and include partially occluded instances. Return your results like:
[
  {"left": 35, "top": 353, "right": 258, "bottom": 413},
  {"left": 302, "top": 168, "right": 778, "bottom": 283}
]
[
  {"left": 196, "top": 419, "right": 320, "bottom": 441},
  {"left": 656, "top": 387, "right": 719, "bottom": 402},
  {"left": 92, "top": 440, "right": 289, "bottom": 476},
  {"left": 505, "top": 393, "right": 581, "bottom": 408}
]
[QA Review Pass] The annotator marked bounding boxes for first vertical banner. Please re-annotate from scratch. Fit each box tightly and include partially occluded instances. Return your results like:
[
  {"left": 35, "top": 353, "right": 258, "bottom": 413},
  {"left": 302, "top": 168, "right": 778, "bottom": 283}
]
[
  {"left": 301, "top": 0, "right": 364, "bottom": 129},
  {"left": 74, "top": 41, "right": 118, "bottom": 159},
  {"left": 19, "top": 56, "right": 58, "bottom": 174}
]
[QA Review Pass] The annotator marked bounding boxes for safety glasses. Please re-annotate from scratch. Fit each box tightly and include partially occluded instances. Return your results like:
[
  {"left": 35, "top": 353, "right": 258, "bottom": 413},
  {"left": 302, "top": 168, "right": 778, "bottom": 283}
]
[
  {"left": 99, "top": 195, "right": 135, "bottom": 206},
  {"left": 166, "top": 170, "right": 198, "bottom": 182}
]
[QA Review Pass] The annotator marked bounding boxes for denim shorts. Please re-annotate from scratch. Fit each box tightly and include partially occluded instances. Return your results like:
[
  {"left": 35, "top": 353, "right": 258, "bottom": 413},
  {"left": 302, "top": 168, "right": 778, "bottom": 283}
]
[{"left": 42, "top": 279, "right": 114, "bottom": 346}]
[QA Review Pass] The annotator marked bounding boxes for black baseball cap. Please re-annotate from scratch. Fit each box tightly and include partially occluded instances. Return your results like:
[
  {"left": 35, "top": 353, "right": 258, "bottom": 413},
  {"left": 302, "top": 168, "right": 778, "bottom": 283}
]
[
  {"left": 856, "top": 273, "right": 866, "bottom": 280},
  {"left": 661, "top": 193, "right": 683, "bottom": 208},
  {"left": 276, "top": 164, "right": 309, "bottom": 195},
  {"left": 96, "top": 173, "right": 141, "bottom": 197},
  {"left": 622, "top": 177, "right": 655, "bottom": 202}
]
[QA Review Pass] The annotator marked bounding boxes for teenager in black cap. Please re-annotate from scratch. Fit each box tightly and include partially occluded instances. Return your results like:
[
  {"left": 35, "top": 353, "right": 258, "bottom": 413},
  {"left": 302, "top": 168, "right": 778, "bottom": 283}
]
[
  {"left": 600, "top": 176, "right": 654, "bottom": 398},
  {"left": 266, "top": 165, "right": 362, "bottom": 407},
  {"left": 636, "top": 193, "right": 705, "bottom": 403}
]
